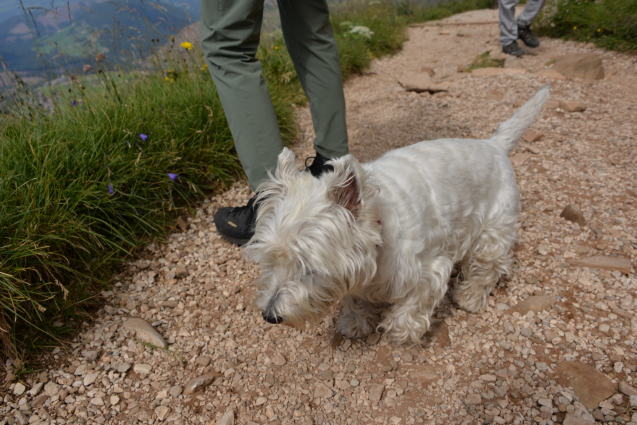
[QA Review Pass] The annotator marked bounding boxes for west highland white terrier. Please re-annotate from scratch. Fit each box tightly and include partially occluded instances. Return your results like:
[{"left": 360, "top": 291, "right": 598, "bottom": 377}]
[{"left": 246, "top": 86, "right": 550, "bottom": 344}]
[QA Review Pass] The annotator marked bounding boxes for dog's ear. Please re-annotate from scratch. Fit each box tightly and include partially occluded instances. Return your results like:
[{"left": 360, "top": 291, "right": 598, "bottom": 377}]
[
  {"left": 329, "top": 155, "right": 361, "bottom": 216},
  {"left": 274, "top": 147, "right": 297, "bottom": 180}
]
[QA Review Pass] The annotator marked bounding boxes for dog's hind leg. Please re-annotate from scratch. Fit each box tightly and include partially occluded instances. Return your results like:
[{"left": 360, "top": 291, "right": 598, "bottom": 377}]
[
  {"left": 336, "top": 296, "right": 385, "bottom": 339},
  {"left": 453, "top": 221, "right": 516, "bottom": 313},
  {"left": 379, "top": 256, "right": 453, "bottom": 345}
]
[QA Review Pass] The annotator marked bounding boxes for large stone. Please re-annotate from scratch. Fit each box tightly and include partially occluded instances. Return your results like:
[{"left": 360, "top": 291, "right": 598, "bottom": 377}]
[
  {"left": 507, "top": 295, "right": 556, "bottom": 315},
  {"left": 560, "top": 205, "right": 586, "bottom": 226},
  {"left": 122, "top": 318, "right": 167, "bottom": 348},
  {"left": 184, "top": 372, "right": 219, "bottom": 394},
  {"left": 552, "top": 54, "right": 604, "bottom": 80},
  {"left": 13, "top": 382, "right": 26, "bottom": 396},
  {"left": 568, "top": 256, "right": 633, "bottom": 274},
  {"left": 398, "top": 73, "right": 449, "bottom": 94},
  {"left": 471, "top": 67, "right": 527, "bottom": 77},
  {"left": 556, "top": 361, "right": 616, "bottom": 409},
  {"left": 43, "top": 381, "right": 59, "bottom": 397},
  {"left": 535, "top": 69, "right": 566, "bottom": 80},
  {"left": 559, "top": 100, "right": 587, "bottom": 113}
]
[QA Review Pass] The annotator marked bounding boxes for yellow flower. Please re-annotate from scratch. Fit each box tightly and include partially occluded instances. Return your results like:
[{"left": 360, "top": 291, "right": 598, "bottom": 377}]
[
  {"left": 200, "top": 64, "right": 207, "bottom": 72},
  {"left": 180, "top": 41, "right": 193, "bottom": 51}
]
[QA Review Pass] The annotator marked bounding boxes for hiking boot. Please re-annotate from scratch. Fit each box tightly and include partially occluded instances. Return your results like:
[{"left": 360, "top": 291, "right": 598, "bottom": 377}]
[
  {"left": 214, "top": 152, "right": 337, "bottom": 246},
  {"left": 518, "top": 24, "right": 540, "bottom": 48},
  {"left": 213, "top": 195, "right": 259, "bottom": 246},
  {"left": 502, "top": 41, "right": 524, "bottom": 57},
  {"left": 305, "top": 152, "right": 334, "bottom": 177}
]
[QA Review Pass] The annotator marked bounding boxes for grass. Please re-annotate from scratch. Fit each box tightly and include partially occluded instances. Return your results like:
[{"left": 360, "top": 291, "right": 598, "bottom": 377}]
[
  {"left": 535, "top": 0, "right": 637, "bottom": 52},
  {"left": 464, "top": 50, "right": 505, "bottom": 72},
  {"left": 1, "top": 0, "right": 497, "bottom": 362}
]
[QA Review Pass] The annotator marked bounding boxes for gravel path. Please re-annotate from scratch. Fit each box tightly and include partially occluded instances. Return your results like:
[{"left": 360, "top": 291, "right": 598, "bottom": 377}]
[{"left": 3, "top": 8, "right": 636, "bottom": 425}]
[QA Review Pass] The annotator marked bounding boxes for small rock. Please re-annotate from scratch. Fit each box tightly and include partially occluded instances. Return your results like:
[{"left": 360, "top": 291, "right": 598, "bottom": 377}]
[
  {"left": 350, "top": 379, "right": 359, "bottom": 387},
  {"left": 155, "top": 406, "right": 170, "bottom": 421},
  {"left": 43, "top": 381, "right": 59, "bottom": 397},
  {"left": 255, "top": 396, "right": 267, "bottom": 406},
  {"left": 314, "top": 382, "right": 334, "bottom": 399},
  {"left": 619, "top": 381, "right": 637, "bottom": 397},
  {"left": 563, "top": 409, "right": 596, "bottom": 425},
  {"left": 631, "top": 395, "right": 637, "bottom": 408},
  {"left": 122, "top": 317, "right": 168, "bottom": 348},
  {"left": 13, "top": 382, "right": 26, "bottom": 396},
  {"left": 480, "top": 374, "right": 497, "bottom": 382},
  {"left": 83, "top": 372, "right": 98, "bottom": 386},
  {"left": 195, "top": 356, "right": 211, "bottom": 367},
  {"left": 31, "top": 394, "right": 48, "bottom": 408},
  {"left": 466, "top": 393, "right": 482, "bottom": 405},
  {"left": 90, "top": 396, "right": 104, "bottom": 406},
  {"left": 559, "top": 100, "right": 587, "bottom": 113},
  {"left": 560, "top": 205, "right": 586, "bottom": 226},
  {"left": 81, "top": 350, "right": 99, "bottom": 361},
  {"left": 169, "top": 385, "right": 183, "bottom": 397},
  {"left": 556, "top": 361, "right": 617, "bottom": 409},
  {"left": 28, "top": 382, "right": 43, "bottom": 396},
  {"left": 507, "top": 295, "right": 556, "bottom": 315},
  {"left": 599, "top": 324, "right": 610, "bottom": 333},
  {"left": 568, "top": 256, "right": 632, "bottom": 274},
  {"left": 369, "top": 383, "right": 385, "bottom": 402},
  {"left": 183, "top": 372, "right": 219, "bottom": 394},
  {"left": 174, "top": 265, "right": 188, "bottom": 279},
  {"left": 217, "top": 409, "right": 234, "bottom": 425},
  {"left": 115, "top": 363, "right": 131, "bottom": 373},
  {"left": 271, "top": 353, "right": 287, "bottom": 366},
  {"left": 110, "top": 395, "right": 120, "bottom": 405},
  {"left": 133, "top": 364, "right": 152, "bottom": 375},
  {"left": 523, "top": 130, "right": 544, "bottom": 143},
  {"left": 398, "top": 73, "right": 450, "bottom": 94}
]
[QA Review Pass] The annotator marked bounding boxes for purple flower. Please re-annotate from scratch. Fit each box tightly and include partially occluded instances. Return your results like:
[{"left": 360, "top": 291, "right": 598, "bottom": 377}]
[
  {"left": 167, "top": 173, "right": 179, "bottom": 181},
  {"left": 71, "top": 100, "right": 78, "bottom": 107},
  {"left": 107, "top": 184, "right": 114, "bottom": 195},
  {"left": 139, "top": 133, "right": 148, "bottom": 142}
]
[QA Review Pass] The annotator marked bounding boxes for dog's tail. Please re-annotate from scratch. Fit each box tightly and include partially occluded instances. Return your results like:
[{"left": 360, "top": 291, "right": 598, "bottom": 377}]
[{"left": 491, "top": 85, "right": 550, "bottom": 153}]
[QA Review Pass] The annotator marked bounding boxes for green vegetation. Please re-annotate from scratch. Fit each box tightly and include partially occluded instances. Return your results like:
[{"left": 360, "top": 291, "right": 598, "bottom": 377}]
[
  {"left": 535, "top": 0, "right": 637, "bottom": 52},
  {"left": 465, "top": 50, "right": 505, "bottom": 72},
  {"left": 0, "top": 0, "right": 496, "bottom": 361}
]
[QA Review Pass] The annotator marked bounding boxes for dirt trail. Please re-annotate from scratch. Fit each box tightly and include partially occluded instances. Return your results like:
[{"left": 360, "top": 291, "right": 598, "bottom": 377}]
[{"left": 3, "top": 8, "right": 636, "bottom": 425}]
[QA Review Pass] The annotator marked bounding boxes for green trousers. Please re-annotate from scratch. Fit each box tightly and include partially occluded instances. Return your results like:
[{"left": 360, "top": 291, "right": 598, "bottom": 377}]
[{"left": 201, "top": 0, "right": 349, "bottom": 190}]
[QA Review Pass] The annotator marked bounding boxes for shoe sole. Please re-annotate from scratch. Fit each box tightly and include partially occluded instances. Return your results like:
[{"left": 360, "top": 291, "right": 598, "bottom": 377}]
[{"left": 218, "top": 233, "right": 251, "bottom": 247}]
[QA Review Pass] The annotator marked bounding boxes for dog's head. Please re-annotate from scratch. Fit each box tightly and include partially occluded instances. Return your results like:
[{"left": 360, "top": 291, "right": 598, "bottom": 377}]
[{"left": 245, "top": 148, "right": 382, "bottom": 326}]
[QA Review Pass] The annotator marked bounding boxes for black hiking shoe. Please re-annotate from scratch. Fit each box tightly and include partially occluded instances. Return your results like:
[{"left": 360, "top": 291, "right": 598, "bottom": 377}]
[
  {"left": 305, "top": 152, "right": 334, "bottom": 177},
  {"left": 214, "top": 152, "right": 337, "bottom": 246},
  {"left": 213, "top": 195, "right": 259, "bottom": 246},
  {"left": 518, "top": 24, "right": 540, "bottom": 48},
  {"left": 502, "top": 41, "right": 524, "bottom": 57}
]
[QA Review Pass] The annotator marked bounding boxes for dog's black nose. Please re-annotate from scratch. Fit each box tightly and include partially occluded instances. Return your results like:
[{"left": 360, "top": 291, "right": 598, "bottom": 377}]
[{"left": 262, "top": 311, "right": 283, "bottom": 324}]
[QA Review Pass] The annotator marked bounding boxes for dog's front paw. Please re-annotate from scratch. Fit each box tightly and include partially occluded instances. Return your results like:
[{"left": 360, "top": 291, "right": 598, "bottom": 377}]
[
  {"left": 452, "top": 284, "right": 488, "bottom": 313},
  {"left": 336, "top": 311, "right": 375, "bottom": 339}
]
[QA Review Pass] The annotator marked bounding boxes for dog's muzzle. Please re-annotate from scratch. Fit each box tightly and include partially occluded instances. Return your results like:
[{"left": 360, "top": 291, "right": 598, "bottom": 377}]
[{"left": 262, "top": 310, "right": 283, "bottom": 324}]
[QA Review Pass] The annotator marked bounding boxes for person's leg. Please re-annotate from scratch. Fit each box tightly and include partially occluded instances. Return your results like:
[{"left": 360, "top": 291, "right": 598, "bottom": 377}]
[
  {"left": 201, "top": 0, "right": 282, "bottom": 190},
  {"left": 498, "top": 0, "right": 519, "bottom": 46},
  {"left": 277, "top": 0, "right": 348, "bottom": 160},
  {"left": 516, "top": 0, "right": 544, "bottom": 47},
  {"left": 517, "top": 0, "right": 545, "bottom": 27}
]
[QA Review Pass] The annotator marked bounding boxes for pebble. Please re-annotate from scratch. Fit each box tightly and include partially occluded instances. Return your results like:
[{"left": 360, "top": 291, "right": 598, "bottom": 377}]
[
  {"left": 255, "top": 396, "right": 267, "bottom": 406},
  {"left": 183, "top": 373, "right": 218, "bottom": 394},
  {"left": 271, "top": 353, "right": 287, "bottom": 366},
  {"left": 90, "top": 396, "right": 104, "bottom": 406},
  {"left": 507, "top": 295, "right": 556, "bottom": 315},
  {"left": 556, "top": 361, "right": 616, "bottom": 409},
  {"left": 619, "top": 381, "right": 637, "bottom": 397},
  {"left": 155, "top": 405, "right": 170, "bottom": 421},
  {"left": 314, "top": 382, "right": 334, "bottom": 399},
  {"left": 122, "top": 317, "right": 168, "bottom": 348},
  {"left": 368, "top": 384, "right": 385, "bottom": 402},
  {"left": 110, "top": 395, "right": 120, "bottom": 405},
  {"left": 83, "top": 372, "right": 98, "bottom": 386},
  {"left": 217, "top": 409, "right": 234, "bottom": 425},
  {"left": 169, "top": 385, "right": 183, "bottom": 397},
  {"left": 28, "top": 382, "right": 43, "bottom": 396},
  {"left": 43, "top": 381, "right": 59, "bottom": 397},
  {"left": 133, "top": 364, "right": 152, "bottom": 375},
  {"left": 465, "top": 393, "right": 482, "bottom": 405},
  {"left": 13, "top": 382, "right": 26, "bottom": 396}
]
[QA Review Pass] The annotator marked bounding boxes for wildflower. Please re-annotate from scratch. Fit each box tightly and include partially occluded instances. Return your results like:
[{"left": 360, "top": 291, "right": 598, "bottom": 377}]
[
  {"left": 180, "top": 41, "right": 193, "bottom": 50},
  {"left": 95, "top": 52, "right": 106, "bottom": 62},
  {"left": 83, "top": 64, "right": 93, "bottom": 73},
  {"left": 167, "top": 173, "right": 179, "bottom": 181},
  {"left": 71, "top": 100, "right": 78, "bottom": 107},
  {"left": 107, "top": 184, "right": 114, "bottom": 195},
  {"left": 348, "top": 25, "right": 374, "bottom": 40},
  {"left": 139, "top": 133, "right": 148, "bottom": 142},
  {"left": 200, "top": 64, "right": 207, "bottom": 72}
]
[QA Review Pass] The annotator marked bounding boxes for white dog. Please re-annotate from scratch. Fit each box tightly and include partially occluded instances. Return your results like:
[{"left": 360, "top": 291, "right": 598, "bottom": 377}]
[{"left": 246, "top": 86, "right": 549, "bottom": 344}]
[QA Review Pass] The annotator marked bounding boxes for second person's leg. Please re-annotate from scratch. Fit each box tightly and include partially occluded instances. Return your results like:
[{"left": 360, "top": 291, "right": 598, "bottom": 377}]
[{"left": 277, "top": 0, "right": 349, "bottom": 161}]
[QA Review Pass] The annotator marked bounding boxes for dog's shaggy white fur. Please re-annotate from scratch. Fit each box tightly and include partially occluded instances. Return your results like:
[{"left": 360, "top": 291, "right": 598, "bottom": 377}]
[{"left": 246, "top": 87, "right": 550, "bottom": 344}]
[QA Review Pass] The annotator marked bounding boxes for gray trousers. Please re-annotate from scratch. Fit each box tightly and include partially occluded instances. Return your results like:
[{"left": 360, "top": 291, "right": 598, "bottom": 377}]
[
  {"left": 498, "top": 0, "right": 545, "bottom": 45},
  {"left": 201, "top": 0, "right": 349, "bottom": 190}
]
